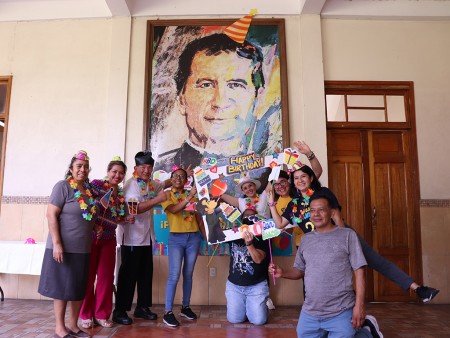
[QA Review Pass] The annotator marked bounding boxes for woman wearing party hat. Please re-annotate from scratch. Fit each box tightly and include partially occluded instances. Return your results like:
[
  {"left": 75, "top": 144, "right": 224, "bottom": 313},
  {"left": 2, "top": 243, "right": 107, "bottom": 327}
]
[
  {"left": 38, "top": 150, "right": 96, "bottom": 338},
  {"left": 79, "top": 156, "right": 134, "bottom": 329}
]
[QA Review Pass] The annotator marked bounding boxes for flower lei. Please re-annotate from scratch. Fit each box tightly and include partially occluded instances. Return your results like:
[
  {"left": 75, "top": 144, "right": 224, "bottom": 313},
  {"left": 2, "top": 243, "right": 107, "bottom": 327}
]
[
  {"left": 101, "top": 179, "right": 125, "bottom": 219},
  {"left": 68, "top": 177, "right": 96, "bottom": 221},
  {"left": 173, "top": 189, "right": 194, "bottom": 222},
  {"left": 291, "top": 188, "right": 314, "bottom": 224},
  {"left": 245, "top": 194, "right": 259, "bottom": 212},
  {"left": 133, "top": 171, "right": 156, "bottom": 200}
]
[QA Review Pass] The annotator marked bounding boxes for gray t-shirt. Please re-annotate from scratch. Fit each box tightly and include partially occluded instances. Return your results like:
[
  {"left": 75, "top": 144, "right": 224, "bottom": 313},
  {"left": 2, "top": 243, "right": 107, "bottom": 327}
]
[
  {"left": 46, "top": 180, "right": 94, "bottom": 253},
  {"left": 294, "top": 226, "right": 367, "bottom": 318}
]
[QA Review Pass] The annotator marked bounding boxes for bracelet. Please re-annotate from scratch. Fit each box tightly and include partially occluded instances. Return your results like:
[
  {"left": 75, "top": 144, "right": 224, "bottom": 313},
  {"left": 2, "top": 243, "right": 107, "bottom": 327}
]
[
  {"left": 246, "top": 242, "right": 253, "bottom": 246},
  {"left": 307, "top": 151, "right": 315, "bottom": 160},
  {"left": 268, "top": 201, "right": 277, "bottom": 207},
  {"left": 184, "top": 197, "right": 191, "bottom": 203}
]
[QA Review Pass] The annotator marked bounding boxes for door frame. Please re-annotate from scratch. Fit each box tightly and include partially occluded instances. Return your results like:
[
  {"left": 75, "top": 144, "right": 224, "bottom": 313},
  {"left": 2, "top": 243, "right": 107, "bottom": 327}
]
[{"left": 325, "top": 81, "right": 423, "bottom": 301}]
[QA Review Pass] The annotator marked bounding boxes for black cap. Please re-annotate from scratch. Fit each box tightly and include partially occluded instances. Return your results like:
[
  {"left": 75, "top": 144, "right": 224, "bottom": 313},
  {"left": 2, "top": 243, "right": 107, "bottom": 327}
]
[{"left": 135, "top": 151, "right": 155, "bottom": 166}]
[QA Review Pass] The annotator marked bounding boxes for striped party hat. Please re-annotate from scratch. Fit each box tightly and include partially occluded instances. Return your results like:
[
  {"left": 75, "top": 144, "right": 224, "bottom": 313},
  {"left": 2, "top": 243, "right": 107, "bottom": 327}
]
[{"left": 224, "top": 9, "right": 257, "bottom": 44}]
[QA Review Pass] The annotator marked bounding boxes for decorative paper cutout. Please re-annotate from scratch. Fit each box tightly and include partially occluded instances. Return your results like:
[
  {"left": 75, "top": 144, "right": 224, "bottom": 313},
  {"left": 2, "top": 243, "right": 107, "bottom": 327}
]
[
  {"left": 100, "top": 187, "right": 114, "bottom": 209},
  {"left": 224, "top": 9, "right": 257, "bottom": 44},
  {"left": 127, "top": 198, "right": 138, "bottom": 215},
  {"left": 262, "top": 219, "right": 281, "bottom": 240},
  {"left": 219, "top": 202, "right": 241, "bottom": 222},
  {"left": 283, "top": 148, "right": 299, "bottom": 166},
  {"left": 211, "top": 179, "right": 227, "bottom": 198}
]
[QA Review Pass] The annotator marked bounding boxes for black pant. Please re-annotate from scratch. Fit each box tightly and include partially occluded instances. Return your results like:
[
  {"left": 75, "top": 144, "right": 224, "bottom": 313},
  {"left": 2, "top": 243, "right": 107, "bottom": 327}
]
[{"left": 114, "top": 245, "right": 153, "bottom": 311}]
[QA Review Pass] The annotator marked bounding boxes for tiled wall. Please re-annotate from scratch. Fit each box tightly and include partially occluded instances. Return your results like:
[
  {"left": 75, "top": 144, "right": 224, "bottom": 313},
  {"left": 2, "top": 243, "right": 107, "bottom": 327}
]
[{"left": 1, "top": 198, "right": 448, "bottom": 304}]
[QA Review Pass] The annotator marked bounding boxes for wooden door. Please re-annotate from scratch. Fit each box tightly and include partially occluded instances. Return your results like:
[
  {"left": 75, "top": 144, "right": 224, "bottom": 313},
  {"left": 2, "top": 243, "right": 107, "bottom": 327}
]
[{"left": 328, "top": 129, "right": 419, "bottom": 302}]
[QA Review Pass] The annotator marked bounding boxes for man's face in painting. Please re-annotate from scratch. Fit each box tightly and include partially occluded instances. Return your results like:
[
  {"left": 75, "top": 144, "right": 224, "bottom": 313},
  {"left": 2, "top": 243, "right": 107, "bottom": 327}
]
[{"left": 179, "top": 50, "right": 259, "bottom": 156}]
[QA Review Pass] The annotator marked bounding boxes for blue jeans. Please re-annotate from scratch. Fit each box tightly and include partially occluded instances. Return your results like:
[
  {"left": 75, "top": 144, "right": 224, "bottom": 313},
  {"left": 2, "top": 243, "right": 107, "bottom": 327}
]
[
  {"left": 225, "top": 280, "right": 269, "bottom": 325},
  {"left": 297, "top": 309, "right": 355, "bottom": 338},
  {"left": 165, "top": 232, "right": 201, "bottom": 311},
  {"left": 355, "top": 230, "right": 414, "bottom": 291}
]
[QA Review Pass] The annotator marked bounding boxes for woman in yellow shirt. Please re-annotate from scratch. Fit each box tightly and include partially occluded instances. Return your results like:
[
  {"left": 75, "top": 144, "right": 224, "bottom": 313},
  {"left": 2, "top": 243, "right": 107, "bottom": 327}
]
[{"left": 161, "top": 168, "right": 205, "bottom": 327}]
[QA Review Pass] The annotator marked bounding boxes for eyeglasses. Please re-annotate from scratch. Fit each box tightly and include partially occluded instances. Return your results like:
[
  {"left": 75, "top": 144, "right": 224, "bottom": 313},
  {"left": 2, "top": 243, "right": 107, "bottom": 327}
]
[
  {"left": 273, "top": 180, "right": 288, "bottom": 188},
  {"left": 172, "top": 173, "right": 186, "bottom": 180}
]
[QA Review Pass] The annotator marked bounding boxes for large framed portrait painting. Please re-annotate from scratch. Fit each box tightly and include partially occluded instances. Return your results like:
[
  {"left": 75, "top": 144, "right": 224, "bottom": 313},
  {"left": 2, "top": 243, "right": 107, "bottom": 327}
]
[
  {"left": 145, "top": 19, "right": 289, "bottom": 177},
  {"left": 145, "top": 19, "right": 292, "bottom": 254}
]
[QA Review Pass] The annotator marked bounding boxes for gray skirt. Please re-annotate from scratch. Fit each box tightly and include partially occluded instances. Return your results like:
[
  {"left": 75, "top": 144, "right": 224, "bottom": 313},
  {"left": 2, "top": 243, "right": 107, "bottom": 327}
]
[{"left": 38, "top": 249, "right": 90, "bottom": 301}]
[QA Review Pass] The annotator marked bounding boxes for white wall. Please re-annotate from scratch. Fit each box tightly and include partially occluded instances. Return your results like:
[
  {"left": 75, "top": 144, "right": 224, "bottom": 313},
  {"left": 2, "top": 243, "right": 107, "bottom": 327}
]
[
  {"left": 0, "top": 18, "right": 131, "bottom": 196},
  {"left": 321, "top": 19, "right": 450, "bottom": 199}
]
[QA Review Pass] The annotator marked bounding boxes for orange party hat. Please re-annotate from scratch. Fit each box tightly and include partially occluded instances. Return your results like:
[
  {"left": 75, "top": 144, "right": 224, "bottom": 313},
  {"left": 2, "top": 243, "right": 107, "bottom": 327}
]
[{"left": 224, "top": 9, "right": 257, "bottom": 44}]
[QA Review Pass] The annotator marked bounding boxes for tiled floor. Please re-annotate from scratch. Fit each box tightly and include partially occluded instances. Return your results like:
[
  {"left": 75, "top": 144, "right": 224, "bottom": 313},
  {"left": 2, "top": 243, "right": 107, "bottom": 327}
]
[{"left": 0, "top": 300, "right": 449, "bottom": 337}]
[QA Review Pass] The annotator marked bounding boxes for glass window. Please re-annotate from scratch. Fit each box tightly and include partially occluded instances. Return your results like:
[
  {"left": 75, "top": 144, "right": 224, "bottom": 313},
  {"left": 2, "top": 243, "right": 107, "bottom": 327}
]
[
  {"left": 326, "top": 94, "right": 346, "bottom": 121},
  {"left": 387, "top": 96, "right": 406, "bottom": 122}
]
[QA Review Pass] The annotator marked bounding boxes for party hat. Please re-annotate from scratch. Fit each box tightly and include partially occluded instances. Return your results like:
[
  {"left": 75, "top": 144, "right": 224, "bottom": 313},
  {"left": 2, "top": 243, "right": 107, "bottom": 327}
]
[{"left": 224, "top": 9, "right": 257, "bottom": 44}]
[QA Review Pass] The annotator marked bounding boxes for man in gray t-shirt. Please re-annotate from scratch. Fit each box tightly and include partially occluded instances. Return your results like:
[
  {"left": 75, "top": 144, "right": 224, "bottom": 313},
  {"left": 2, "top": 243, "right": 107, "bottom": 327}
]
[{"left": 270, "top": 194, "right": 370, "bottom": 337}]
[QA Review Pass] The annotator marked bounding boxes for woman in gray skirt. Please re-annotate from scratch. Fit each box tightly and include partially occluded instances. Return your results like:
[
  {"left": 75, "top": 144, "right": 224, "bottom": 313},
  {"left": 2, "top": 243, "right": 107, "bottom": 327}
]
[{"left": 38, "top": 150, "right": 96, "bottom": 338}]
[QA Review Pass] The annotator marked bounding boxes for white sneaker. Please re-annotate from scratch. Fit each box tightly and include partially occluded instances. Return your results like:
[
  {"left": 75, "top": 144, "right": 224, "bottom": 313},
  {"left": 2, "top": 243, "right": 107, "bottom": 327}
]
[
  {"left": 266, "top": 298, "right": 275, "bottom": 310},
  {"left": 364, "top": 315, "right": 383, "bottom": 338}
]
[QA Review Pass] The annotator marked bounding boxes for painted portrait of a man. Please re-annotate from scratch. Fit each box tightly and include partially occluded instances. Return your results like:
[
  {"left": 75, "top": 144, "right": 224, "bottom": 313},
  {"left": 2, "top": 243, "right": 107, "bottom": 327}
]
[{"left": 147, "top": 21, "right": 288, "bottom": 184}]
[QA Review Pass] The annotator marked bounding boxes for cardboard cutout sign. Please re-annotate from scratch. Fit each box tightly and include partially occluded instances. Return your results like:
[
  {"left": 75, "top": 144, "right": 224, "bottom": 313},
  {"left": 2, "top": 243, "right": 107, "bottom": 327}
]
[{"left": 193, "top": 149, "right": 300, "bottom": 244}]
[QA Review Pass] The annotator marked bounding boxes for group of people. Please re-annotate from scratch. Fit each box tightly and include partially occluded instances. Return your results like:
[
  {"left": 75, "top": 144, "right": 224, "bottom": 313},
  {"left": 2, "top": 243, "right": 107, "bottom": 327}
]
[{"left": 39, "top": 142, "right": 439, "bottom": 338}]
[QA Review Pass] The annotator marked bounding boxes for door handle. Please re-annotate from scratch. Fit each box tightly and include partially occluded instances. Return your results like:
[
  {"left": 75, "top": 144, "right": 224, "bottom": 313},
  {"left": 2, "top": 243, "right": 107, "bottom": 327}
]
[{"left": 372, "top": 207, "right": 376, "bottom": 228}]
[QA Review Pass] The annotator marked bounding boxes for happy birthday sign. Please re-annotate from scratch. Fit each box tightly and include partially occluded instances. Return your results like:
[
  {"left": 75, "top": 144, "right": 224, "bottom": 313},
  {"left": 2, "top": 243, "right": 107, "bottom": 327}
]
[{"left": 226, "top": 153, "right": 265, "bottom": 174}]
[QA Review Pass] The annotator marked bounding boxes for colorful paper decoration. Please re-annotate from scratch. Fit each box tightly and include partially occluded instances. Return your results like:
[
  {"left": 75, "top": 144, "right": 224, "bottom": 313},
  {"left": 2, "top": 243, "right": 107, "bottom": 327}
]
[
  {"left": 283, "top": 148, "right": 299, "bottom": 166},
  {"left": 224, "top": 9, "right": 257, "bottom": 44},
  {"left": 262, "top": 219, "right": 281, "bottom": 240},
  {"left": 219, "top": 202, "right": 241, "bottom": 222},
  {"left": 268, "top": 166, "right": 281, "bottom": 182},
  {"left": 100, "top": 187, "right": 114, "bottom": 209},
  {"left": 211, "top": 179, "right": 227, "bottom": 198},
  {"left": 127, "top": 198, "right": 138, "bottom": 215},
  {"left": 194, "top": 167, "right": 212, "bottom": 187}
]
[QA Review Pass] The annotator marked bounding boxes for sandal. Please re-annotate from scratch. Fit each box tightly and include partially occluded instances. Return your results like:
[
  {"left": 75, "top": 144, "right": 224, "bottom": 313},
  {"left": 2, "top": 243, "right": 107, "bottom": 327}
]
[
  {"left": 80, "top": 319, "right": 93, "bottom": 329},
  {"left": 94, "top": 318, "right": 114, "bottom": 328}
]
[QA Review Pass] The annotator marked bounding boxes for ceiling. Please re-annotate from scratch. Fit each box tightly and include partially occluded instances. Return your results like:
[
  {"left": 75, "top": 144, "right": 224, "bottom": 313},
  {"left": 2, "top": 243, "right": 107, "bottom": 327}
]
[{"left": 0, "top": 0, "right": 449, "bottom": 22}]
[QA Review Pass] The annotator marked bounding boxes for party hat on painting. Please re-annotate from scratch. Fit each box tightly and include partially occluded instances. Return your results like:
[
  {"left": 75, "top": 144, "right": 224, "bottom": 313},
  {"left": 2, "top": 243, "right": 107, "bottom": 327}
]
[{"left": 224, "top": 9, "right": 257, "bottom": 44}]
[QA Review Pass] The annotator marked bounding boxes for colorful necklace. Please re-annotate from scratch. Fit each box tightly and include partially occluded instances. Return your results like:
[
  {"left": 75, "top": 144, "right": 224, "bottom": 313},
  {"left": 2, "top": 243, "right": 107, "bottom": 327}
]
[
  {"left": 173, "top": 188, "right": 194, "bottom": 222},
  {"left": 244, "top": 194, "right": 259, "bottom": 212},
  {"left": 101, "top": 179, "right": 125, "bottom": 219},
  {"left": 133, "top": 171, "right": 157, "bottom": 200},
  {"left": 291, "top": 188, "right": 314, "bottom": 224},
  {"left": 68, "top": 177, "right": 96, "bottom": 221}
]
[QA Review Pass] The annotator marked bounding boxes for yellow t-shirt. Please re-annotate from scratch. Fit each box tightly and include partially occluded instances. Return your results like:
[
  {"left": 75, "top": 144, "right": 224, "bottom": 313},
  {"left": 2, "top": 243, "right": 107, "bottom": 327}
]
[
  {"left": 276, "top": 195, "right": 303, "bottom": 247},
  {"left": 161, "top": 189, "right": 199, "bottom": 233}
]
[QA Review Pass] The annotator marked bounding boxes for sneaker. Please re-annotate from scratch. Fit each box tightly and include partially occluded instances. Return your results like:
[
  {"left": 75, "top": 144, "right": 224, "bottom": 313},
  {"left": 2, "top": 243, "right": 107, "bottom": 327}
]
[
  {"left": 416, "top": 286, "right": 440, "bottom": 303},
  {"left": 363, "top": 315, "right": 383, "bottom": 338},
  {"left": 180, "top": 306, "right": 197, "bottom": 320},
  {"left": 266, "top": 297, "right": 276, "bottom": 310},
  {"left": 163, "top": 311, "right": 180, "bottom": 327}
]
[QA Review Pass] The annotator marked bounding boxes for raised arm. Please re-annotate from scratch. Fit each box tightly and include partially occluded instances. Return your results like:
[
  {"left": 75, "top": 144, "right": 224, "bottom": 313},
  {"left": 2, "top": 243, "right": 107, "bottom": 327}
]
[
  {"left": 165, "top": 186, "right": 197, "bottom": 214},
  {"left": 137, "top": 190, "right": 167, "bottom": 213},
  {"left": 220, "top": 193, "right": 239, "bottom": 208},
  {"left": 267, "top": 189, "right": 290, "bottom": 229},
  {"left": 293, "top": 140, "right": 323, "bottom": 179}
]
